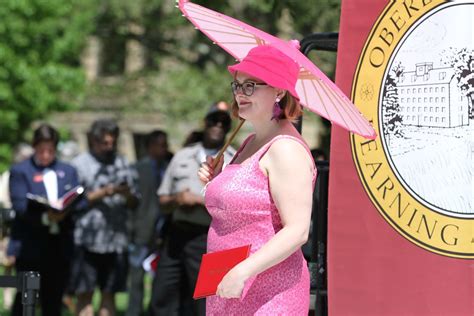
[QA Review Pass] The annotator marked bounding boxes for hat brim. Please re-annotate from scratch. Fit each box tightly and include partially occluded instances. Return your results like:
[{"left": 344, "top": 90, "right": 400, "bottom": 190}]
[{"left": 228, "top": 62, "right": 300, "bottom": 101}]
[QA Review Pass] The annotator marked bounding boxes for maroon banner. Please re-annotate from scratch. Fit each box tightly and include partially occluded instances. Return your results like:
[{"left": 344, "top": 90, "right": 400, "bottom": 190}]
[{"left": 328, "top": 0, "right": 473, "bottom": 315}]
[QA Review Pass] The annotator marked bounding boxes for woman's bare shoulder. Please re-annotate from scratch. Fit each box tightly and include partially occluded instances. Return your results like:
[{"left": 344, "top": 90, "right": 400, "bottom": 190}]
[{"left": 264, "top": 136, "right": 313, "bottom": 168}]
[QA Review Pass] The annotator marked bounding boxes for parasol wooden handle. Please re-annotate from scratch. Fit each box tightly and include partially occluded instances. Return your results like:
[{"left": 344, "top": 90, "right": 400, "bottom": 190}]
[{"left": 212, "top": 119, "right": 245, "bottom": 169}]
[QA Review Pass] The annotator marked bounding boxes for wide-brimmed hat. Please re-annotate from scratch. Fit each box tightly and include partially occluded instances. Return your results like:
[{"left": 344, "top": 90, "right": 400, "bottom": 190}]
[{"left": 228, "top": 45, "right": 300, "bottom": 101}]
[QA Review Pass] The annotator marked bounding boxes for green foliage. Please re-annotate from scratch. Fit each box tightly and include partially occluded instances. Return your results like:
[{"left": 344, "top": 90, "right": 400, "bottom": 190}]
[
  {"left": 84, "top": 59, "right": 231, "bottom": 120},
  {"left": 0, "top": 0, "right": 342, "bottom": 171},
  {"left": 0, "top": 0, "right": 97, "bottom": 171},
  {"left": 88, "top": 0, "right": 341, "bottom": 128},
  {"left": 150, "top": 63, "right": 232, "bottom": 121},
  {"left": 92, "top": 0, "right": 341, "bottom": 71}
]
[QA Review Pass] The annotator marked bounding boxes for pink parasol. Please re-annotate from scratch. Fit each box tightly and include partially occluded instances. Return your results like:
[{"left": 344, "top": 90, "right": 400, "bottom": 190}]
[{"left": 178, "top": 0, "right": 376, "bottom": 139}]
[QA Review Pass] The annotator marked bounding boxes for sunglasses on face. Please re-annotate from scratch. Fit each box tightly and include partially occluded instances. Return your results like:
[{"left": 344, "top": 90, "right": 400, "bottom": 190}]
[
  {"left": 206, "top": 116, "right": 231, "bottom": 130},
  {"left": 230, "top": 81, "right": 268, "bottom": 97}
]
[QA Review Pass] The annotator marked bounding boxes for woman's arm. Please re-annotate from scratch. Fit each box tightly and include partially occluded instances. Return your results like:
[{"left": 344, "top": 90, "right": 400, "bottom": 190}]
[{"left": 217, "top": 138, "right": 314, "bottom": 298}]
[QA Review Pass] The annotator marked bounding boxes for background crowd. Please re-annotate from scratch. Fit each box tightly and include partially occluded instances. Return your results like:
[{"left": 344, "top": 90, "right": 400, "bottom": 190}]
[
  {"left": 0, "top": 103, "right": 327, "bottom": 316},
  {"left": 0, "top": 103, "right": 270, "bottom": 315},
  {"left": 0, "top": 1, "right": 338, "bottom": 315}
]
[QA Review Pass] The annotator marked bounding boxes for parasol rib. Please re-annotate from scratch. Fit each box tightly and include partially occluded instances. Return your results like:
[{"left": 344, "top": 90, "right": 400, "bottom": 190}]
[
  {"left": 323, "top": 82, "right": 373, "bottom": 133},
  {"left": 307, "top": 79, "right": 333, "bottom": 119},
  {"left": 315, "top": 79, "right": 353, "bottom": 130},
  {"left": 319, "top": 81, "right": 371, "bottom": 134}
]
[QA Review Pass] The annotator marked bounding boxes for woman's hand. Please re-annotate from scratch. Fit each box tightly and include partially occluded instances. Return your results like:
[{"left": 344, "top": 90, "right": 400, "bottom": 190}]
[
  {"left": 216, "top": 265, "right": 248, "bottom": 299},
  {"left": 198, "top": 155, "right": 224, "bottom": 184}
]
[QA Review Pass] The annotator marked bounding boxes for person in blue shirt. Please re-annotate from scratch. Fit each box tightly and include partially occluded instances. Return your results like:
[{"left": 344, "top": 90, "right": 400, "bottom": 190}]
[{"left": 9, "top": 124, "right": 80, "bottom": 316}]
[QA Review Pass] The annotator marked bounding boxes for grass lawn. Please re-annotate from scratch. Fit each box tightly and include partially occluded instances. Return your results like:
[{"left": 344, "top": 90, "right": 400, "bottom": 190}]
[{"left": 0, "top": 266, "right": 153, "bottom": 315}]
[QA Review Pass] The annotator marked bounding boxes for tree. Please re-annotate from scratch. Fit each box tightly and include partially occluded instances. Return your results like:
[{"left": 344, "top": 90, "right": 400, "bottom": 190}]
[
  {"left": 0, "top": 0, "right": 97, "bottom": 171},
  {"left": 91, "top": 0, "right": 340, "bottom": 70},
  {"left": 86, "top": 0, "right": 341, "bottom": 137},
  {"left": 442, "top": 47, "right": 474, "bottom": 119},
  {"left": 382, "top": 62, "right": 404, "bottom": 143}
]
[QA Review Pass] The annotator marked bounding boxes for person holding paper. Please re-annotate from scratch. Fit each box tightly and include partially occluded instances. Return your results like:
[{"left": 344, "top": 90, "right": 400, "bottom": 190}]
[
  {"left": 9, "top": 124, "right": 80, "bottom": 316},
  {"left": 198, "top": 45, "right": 316, "bottom": 314}
]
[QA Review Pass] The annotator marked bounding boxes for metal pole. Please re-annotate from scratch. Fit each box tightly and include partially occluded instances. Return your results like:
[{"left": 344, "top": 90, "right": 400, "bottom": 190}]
[
  {"left": 312, "top": 161, "right": 329, "bottom": 316},
  {"left": 300, "top": 32, "right": 338, "bottom": 316},
  {"left": 21, "top": 271, "right": 41, "bottom": 316}
]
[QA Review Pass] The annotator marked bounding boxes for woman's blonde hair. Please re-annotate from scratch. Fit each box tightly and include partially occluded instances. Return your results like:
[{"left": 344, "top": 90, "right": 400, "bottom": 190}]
[{"left": 230, "top": 92, "right": 302, "bottom": 122}]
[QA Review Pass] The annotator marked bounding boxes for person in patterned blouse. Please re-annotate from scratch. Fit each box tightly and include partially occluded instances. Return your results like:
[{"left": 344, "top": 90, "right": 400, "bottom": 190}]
[{"left": 69, "top": 119, "right": 139, "bottom": 316}]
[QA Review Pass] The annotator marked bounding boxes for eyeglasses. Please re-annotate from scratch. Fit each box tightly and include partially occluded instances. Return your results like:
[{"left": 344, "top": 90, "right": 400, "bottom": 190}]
[{"left": 231, "top": 81, "right": 268, "bottom": 96}]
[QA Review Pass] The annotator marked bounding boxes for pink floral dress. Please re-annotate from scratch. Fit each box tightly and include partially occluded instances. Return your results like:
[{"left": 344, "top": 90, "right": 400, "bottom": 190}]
[{"left": 205, "top": 134, "right": 316, "bottom": 315}]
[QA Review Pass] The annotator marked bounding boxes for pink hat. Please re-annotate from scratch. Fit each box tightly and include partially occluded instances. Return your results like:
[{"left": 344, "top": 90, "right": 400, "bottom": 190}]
[{"left": 228, "top": 45, "right": 300, "bottom": 100}]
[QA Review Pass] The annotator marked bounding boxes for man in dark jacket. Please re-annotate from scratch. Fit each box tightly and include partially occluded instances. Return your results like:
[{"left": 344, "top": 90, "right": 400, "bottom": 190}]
[{"left": 9, "top": 124, "right": 79, "bottom": 316}]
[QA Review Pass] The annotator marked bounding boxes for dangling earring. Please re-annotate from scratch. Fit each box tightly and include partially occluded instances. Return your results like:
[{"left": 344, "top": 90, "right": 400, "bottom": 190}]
[{"left": 271, "top": 97, "right": 282, "bottom": 121}]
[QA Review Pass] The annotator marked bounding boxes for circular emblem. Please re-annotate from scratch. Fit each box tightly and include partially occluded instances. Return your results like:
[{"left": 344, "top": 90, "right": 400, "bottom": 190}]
[{"left": 351, "top": 0, "right": 473, "bottom": 259}]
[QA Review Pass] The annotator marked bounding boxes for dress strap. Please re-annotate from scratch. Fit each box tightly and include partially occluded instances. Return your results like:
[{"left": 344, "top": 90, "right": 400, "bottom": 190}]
[
  {"left": 255, "top": 135, "right": 317, "bottom": 183},
  {"left": 229, "top": 133, "right": 256, "bottom": 164}
]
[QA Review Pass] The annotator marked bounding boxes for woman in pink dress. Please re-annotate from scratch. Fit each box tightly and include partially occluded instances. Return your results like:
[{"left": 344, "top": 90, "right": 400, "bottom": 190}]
[{"left": 198, "top": 44, "right": 316, "bottom": 315}]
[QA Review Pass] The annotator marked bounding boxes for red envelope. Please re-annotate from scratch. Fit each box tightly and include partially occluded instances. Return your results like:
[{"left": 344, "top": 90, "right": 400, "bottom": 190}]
[{"left": 193, "top": 244, "right": 251, "bottom": 299}]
